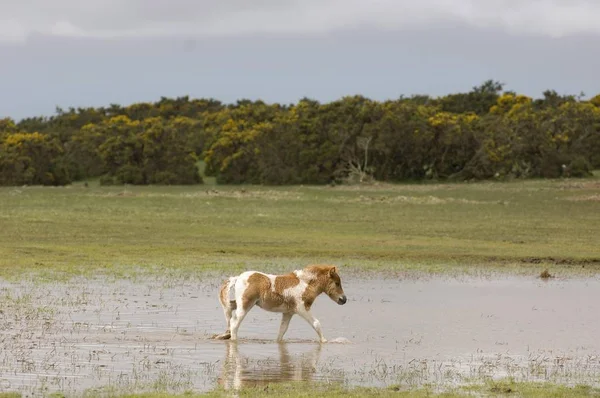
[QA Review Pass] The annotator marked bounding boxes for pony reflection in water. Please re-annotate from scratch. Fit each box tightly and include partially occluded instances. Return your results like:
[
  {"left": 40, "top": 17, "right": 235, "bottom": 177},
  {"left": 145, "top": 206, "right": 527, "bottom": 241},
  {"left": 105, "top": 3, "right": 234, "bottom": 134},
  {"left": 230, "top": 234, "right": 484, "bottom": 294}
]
[{"left": 217, "top": 342, "right": 323, "bottom": 390}]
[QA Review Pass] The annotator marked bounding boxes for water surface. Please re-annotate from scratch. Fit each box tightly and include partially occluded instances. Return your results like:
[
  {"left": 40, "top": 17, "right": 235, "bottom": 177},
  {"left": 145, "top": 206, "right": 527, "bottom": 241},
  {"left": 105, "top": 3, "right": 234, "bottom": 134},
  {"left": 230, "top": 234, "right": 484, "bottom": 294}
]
[{"left": 1, "top": 275, "right": 600, "bottom": 395}]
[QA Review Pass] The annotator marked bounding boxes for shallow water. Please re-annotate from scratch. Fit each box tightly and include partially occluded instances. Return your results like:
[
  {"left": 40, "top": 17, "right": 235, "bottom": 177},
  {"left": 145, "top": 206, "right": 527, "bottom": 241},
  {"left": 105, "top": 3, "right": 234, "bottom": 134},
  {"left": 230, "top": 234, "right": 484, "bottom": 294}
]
[{"left": 1, "top": 275, "right": 600, "bottom": 396}]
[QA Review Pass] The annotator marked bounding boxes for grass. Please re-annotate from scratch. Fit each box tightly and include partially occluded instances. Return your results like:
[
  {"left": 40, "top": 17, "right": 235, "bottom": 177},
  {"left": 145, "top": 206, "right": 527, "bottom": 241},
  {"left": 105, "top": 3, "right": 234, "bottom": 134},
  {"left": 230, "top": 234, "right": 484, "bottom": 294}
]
[
  {"left": 8, "top": 382, "right": 600, "bottom": 397},
  {"left": 23, "top": 380, "right": 600, "bottom": 397},
  {"left": 0, "top": 177, "right": 599, "bottom": 280}
]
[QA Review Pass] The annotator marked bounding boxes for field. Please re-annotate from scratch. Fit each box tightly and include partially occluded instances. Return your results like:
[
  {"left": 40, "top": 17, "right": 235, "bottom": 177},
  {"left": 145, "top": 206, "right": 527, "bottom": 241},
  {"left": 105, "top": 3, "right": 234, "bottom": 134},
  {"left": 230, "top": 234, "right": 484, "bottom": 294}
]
[
  {"left": 1, "top": 177, "right": 600, "bottom": 397},
  {"left": 1, "top": 177, "right": 599, "bottom": 279}
]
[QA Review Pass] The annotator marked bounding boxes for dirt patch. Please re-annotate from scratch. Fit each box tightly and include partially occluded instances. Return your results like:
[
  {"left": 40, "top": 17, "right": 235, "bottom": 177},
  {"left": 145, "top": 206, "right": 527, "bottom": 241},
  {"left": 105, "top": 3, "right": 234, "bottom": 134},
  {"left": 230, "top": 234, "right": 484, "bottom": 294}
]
[
  {"left": 327, "top": 195, "right": 503, "bottom": 205},
  {"left": 564, "top": 194, "right": 600, "bottom": 202},
  {"left": 88, "top": 189, "right": 302, "bottom": 201},
  {"left": 197, "top": 189, "right": 301, "bottom": 201},
  {"left": 559, "top": 181, "right": 600, "bottom": 190},
  {"left": 520, "top": 256, "right": 600, "bottom": 266},
  {"left": 321, "top": 182, "right": 460, "bottom": 193},
  {"left": 90, "top": 190, "right": 138, "bottom": 197}
]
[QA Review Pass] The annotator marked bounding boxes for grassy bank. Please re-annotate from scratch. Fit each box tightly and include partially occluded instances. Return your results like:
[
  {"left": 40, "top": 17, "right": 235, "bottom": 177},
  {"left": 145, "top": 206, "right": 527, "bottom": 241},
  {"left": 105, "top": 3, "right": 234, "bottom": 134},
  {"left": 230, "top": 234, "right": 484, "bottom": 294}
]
[
  {"left": 133, "top": 380, "right": 600, "bottom": 397},
  {"left": 0, "top": 178, "right": 599, "bottom": 280},
  {"left": 3, "top": 380, "right": 598, "bottom": 397}
]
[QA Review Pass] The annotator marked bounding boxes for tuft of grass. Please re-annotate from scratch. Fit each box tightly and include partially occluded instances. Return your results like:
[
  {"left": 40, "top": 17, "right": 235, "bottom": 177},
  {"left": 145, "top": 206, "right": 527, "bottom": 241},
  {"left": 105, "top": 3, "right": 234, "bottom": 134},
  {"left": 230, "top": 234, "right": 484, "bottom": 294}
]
[
  {"left": 540, "top": 269, "right": 554, "bottom": 279},
  {"left": 472, "top": 379, "right": 600, "bottom": 397}
]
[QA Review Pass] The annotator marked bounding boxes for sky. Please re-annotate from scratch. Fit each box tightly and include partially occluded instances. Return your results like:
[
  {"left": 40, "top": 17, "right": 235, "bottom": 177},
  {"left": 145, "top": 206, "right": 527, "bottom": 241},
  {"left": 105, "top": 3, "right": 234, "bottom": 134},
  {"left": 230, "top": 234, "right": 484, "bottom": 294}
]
[{"left": 1, "top": 0, "right": 600, "bottom": 120}]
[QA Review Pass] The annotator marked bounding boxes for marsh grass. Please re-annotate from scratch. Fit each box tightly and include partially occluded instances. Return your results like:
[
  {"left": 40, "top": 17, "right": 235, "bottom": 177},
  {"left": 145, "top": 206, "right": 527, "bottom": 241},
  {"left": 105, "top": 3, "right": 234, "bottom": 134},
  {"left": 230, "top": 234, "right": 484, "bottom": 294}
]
[
  {"left": 1, "top": 178, "right": 599, "bottom": 280},
  {"left": 62, "top": 380, "right": 600, "bottom": 397}
]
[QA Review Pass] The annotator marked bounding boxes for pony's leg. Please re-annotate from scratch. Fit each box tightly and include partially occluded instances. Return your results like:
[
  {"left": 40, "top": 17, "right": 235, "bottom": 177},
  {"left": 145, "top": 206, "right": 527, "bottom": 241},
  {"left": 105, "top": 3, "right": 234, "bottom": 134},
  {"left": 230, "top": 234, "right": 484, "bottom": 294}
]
[
  {"left": 296, "top": 308, "right": 327, "bottom": 343},
  {"left": 276, "top": 313, "right": 293, "bottom": 342},
  {"left": 216, "top": 282, "right": 236, "bottom": 340},
  {"left": 230, "top": 300, "right": 254, "bottom": 341},
  {"left": 218, "top": 301, "right": 235, "bottom": 339}
]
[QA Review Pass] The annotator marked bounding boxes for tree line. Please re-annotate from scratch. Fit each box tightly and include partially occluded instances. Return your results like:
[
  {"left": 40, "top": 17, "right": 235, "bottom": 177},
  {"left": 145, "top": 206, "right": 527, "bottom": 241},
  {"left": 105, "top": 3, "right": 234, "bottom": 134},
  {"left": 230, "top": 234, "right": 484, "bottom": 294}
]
[{"left": 1, "top": 81, "right": 599, "bottom": 186}]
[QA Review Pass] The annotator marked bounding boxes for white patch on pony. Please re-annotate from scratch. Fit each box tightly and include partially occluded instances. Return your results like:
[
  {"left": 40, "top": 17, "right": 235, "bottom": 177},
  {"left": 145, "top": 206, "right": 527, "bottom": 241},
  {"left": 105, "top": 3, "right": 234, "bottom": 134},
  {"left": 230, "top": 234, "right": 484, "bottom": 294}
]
[
  {"left": 233, "top": 271, "right": 257, "bottom": 303},
  {"left": 294, "top": 269, "right": 315, "bottom": 281},
  {"left": 227, "top": 276, "right": 237, "bottom": 301},
  {"left": 282, "top": 279, "right": 308, "bottom": 301},
  {"left": 267, "top": 274, "right": 277, "bottom": 292}
]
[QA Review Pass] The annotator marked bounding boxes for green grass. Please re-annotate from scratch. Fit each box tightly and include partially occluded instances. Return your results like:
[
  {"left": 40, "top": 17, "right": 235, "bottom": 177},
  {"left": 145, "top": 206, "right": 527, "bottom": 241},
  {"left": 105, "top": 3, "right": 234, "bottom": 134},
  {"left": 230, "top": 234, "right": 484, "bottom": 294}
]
[
  {"left": 5, "top": 381, "right": 600, "bottom": 397},
  {"left": 65, "top": 380, "right": 600, "bottom": 397},
  {"left": 0, "top": 177, "right": 599, "bottom": 280}
]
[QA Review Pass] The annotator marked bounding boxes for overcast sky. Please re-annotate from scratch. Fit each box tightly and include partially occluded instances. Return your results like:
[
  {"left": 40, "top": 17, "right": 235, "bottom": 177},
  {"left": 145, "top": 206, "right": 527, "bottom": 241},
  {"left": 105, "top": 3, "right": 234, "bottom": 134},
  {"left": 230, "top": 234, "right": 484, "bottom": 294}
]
[{"left": 2, "top": 0, "right": 600, "bottom": 120}]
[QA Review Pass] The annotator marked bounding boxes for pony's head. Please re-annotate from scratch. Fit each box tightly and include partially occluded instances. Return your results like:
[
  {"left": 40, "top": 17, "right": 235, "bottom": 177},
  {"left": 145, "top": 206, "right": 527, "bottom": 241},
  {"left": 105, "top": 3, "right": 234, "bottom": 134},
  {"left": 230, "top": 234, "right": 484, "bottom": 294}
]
[{"left": 323, "top": 266, "right": 347, "bottom": 305}]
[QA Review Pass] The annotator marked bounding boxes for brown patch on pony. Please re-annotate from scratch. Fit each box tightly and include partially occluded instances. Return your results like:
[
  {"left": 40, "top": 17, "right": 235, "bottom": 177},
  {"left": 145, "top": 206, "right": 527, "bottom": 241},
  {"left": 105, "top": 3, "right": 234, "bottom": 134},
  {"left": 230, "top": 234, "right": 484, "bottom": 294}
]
[
  {"left": 219, "top": 279, "right": 230, "bottom": 308},
  {"left": 218, "top": 279, "right": 238, "bottom": 310},
  {"left": 242, "top": 272, "right": 301, "bottom": 313},
  {"left": 301, "top": 265, "right": 342, "bottom": 310},
  {"left": 242, "top": 273, "right": 271, "bottom": 310},
  {"left": 274, "top": 273, "right": 300, "bottom": 292},
  {"left": 304, "top": 264, "right": 336, "bottom": 275}
]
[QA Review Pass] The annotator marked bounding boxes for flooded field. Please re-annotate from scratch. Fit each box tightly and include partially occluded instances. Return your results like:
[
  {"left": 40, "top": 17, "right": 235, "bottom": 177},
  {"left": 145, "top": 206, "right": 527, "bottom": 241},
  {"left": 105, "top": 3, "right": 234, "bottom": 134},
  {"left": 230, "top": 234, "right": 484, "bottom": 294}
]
[{"left": 2, "top": 274, "right": 600, "bottom": 396}]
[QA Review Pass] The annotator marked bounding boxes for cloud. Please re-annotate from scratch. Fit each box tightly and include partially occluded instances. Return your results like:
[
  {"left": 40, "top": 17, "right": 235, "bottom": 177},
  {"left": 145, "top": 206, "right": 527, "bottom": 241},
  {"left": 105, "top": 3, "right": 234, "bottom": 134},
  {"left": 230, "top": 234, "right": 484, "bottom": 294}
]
[{"left": 1, "top": 0, "right": 600, "bottom": 43}]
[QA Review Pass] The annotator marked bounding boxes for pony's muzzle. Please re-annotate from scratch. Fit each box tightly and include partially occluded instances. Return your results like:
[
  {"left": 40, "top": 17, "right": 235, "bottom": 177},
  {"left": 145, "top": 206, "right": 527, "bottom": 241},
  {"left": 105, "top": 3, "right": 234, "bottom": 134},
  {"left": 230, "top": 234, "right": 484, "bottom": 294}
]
[{"left": 338, "top": 295, "right": 347, "bottom": 305}]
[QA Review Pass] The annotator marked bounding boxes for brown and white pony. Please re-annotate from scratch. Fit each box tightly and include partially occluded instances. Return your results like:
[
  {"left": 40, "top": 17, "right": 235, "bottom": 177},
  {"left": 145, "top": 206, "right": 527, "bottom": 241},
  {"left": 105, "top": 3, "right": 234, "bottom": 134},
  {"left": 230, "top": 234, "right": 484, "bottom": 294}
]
[{"left": 215, "top": 264, "right": 347, "bottom": 343}]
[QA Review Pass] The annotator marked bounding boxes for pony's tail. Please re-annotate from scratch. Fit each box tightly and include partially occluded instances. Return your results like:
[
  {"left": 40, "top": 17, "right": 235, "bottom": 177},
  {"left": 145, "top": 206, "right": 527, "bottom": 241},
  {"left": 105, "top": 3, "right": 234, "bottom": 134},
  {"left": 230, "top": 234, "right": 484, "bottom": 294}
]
[{"left": 219, "top": 276, "right": 238, "bottom": 310}]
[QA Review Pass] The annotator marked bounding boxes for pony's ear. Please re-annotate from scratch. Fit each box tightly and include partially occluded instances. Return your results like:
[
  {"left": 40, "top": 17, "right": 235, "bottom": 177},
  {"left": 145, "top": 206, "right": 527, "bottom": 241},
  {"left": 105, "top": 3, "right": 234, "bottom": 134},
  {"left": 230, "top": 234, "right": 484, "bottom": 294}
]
[{"left": 329, "top": 266, "right": 338, "bottom": 276}]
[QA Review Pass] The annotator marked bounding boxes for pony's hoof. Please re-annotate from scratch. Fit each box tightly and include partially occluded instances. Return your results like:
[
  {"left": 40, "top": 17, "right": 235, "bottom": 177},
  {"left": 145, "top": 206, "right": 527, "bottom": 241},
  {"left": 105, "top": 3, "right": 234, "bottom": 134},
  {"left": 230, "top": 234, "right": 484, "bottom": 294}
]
[{"left": 213, "top": 333, "right": 231, "bottom": 340}]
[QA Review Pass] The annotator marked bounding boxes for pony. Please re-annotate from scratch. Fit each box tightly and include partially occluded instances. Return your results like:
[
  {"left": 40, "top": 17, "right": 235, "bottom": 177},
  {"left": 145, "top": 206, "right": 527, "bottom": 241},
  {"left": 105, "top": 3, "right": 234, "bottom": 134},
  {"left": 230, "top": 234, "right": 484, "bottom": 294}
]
[{"left": 215, "top": 264, "right": 347, "bottom": 343}]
